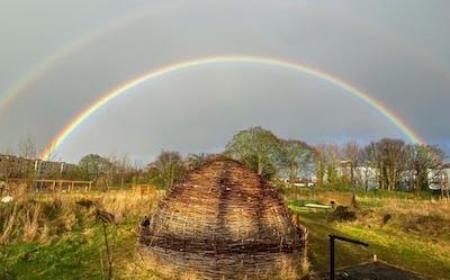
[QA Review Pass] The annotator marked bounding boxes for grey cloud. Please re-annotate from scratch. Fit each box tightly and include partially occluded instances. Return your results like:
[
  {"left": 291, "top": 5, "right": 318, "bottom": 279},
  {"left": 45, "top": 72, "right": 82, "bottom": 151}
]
[{"left": 0, "top": 0, "right": 449, "bottom": 162}]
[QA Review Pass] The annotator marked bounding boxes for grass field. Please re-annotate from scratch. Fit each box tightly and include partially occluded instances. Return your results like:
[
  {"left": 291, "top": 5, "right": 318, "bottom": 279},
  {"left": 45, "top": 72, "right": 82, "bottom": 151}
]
[
  {"left": 0, "top": 187, "right": 162, "bottom": 279},
  {"left": 288, "top": 189, "right": 450, "bottom": 280},
  {"left": 0, "top": 186, "right": 449, "bottom": 279}
]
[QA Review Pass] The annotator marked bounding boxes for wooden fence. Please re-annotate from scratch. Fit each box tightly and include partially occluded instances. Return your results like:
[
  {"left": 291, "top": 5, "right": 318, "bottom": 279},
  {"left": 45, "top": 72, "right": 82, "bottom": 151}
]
[
  {"left": 4, "top": 178, "right": 93, "bottom": 192},
  {"left": 33, "top": 179, "right": 93, "bottom": 192}
]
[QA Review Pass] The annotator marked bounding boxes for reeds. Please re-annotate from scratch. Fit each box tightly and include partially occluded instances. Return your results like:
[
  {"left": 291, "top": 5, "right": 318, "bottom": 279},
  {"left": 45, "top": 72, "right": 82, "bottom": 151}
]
[{"left": 22, "top": 203, "right": 40, "bottom": 241}]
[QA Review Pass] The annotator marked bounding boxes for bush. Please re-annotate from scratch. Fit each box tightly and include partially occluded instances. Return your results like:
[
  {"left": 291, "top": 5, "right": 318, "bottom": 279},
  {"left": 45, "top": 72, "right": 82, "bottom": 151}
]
[{"left": 329, "top": 206, "right": 356, "bottom": 222}]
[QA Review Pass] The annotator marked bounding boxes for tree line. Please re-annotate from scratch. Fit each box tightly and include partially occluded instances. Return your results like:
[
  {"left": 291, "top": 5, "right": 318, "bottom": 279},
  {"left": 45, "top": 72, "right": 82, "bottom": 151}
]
[
  {"left": 2, "top": 127, "right": 446, "bottom": 193},
  {"left": 315, "top": 139, "right": 444, "bottom": 192}
]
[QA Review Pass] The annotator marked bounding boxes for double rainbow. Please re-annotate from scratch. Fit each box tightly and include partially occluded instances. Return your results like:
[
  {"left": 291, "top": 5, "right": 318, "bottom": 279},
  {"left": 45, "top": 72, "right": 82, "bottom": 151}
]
[{"left": 40, "top": 55, "right": 425, "bottom": 160}]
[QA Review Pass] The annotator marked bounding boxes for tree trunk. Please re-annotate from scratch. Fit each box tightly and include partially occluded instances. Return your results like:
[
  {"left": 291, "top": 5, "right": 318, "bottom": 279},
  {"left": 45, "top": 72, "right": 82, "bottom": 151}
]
[
  {"left": 350, "top": 162, "right": 357, "bottom": 208},
  {"left": 257, "top": 160, "right": 263, "bottom": 176},
  {"left": 290, "top": 163, "right": 298, "bottom": 200}
]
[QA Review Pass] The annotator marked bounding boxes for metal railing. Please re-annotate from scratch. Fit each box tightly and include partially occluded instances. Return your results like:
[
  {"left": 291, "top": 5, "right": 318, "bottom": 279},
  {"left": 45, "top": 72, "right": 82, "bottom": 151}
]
[{"left": 329, "top": 234, "right": 369, "bottom": 280}]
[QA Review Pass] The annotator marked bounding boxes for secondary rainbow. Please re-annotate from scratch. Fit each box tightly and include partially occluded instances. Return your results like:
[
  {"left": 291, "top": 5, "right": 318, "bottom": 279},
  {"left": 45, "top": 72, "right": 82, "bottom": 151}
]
[
  {"left": 41, "top": 55, "right": 425, "bottom": 160},
  {"left": 0, "top": 4, "right": 180, "bottom": 114}
]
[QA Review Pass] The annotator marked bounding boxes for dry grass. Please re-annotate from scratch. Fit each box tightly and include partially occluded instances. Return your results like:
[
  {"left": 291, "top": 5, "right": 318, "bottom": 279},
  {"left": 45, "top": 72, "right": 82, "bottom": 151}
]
[
  {"left": 0, "top": 185, "right": 163, "bottom": 279},
  {"left": 0, "top": 185, "right": 162, "bottom": 245},
  {"left": 353, "top": 196, "right": 450, "bottom": 240},
  {"left": 296, "top": 189, "right": 450, "bottom": 238},
  {"left": 22, "top": 203, "right": 41, "bottom": 241}
]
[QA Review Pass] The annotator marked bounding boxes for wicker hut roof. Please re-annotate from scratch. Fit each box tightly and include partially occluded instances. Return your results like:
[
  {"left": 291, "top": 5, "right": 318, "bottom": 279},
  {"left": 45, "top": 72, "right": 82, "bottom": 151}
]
[{"left": 140, "top": 158, "right": 303, "bottom": 253}]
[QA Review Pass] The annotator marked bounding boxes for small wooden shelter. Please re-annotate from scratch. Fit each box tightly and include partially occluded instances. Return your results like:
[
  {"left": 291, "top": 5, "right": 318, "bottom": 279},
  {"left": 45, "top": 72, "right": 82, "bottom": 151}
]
[{"left": 139, "top": 158, "right": 307, "bottom": 279}]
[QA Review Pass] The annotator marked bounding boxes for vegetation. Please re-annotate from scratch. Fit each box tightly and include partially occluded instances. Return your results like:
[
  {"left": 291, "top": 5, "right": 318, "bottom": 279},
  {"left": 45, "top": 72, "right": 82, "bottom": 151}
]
[
  {"left": 279, "top": 139, "right": 312, "bottom": 183},
  {"left": 146, "top": 151, "right": 186, "bottom": 189},
  {"left": 0, "top": 185, "right": 449, "bottom": 279},
  {"left": 225, "top": 126, "right": 282, "bottom": 179},
  {"left": 287, "top": 188, "right": 450, "bottom": 279},
  {"left": 1, "top": 127, "right": 449, "bottom": 279},
  {"left": 79, "top": 154, "right": 114, "bottom": 181},
  {"left": 3, "top": 127, "right": 446, "bottom": 195},
  {"left": 0, "top": 186, "right": 161, "bottom": 280}
]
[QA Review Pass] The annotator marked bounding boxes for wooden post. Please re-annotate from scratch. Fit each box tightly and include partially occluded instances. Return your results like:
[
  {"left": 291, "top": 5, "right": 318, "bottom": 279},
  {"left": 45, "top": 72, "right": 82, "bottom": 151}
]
[
  {"left": 71, "top": 181, "right": 74, "bottom": 192},
  {"left": 441, "top": 173, "right": 449, "bottom": 199},
  {"left": 52, "top": 180, "right": 56, "bottom": 192},
  {"left": 443, "top": 180, "right": 449, "bottom": 200}
]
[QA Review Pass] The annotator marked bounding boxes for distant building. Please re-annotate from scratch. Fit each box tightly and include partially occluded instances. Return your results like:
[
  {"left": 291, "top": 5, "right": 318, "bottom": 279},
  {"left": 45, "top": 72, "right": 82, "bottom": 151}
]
[
  {"left": 278, "top": 177, "right": 315, "bottom": 187},
  {"left": 398, "top": 170, "right": 415, "bottom": 191},
  {"left": 0, "top": 154, "right": 78, "bottom": 180},
  {"left": 337, "top": 162, "right": 378, "bottom": 190},
  {"left": 428, "top": 163, "right": 450, "bottom": 191}
]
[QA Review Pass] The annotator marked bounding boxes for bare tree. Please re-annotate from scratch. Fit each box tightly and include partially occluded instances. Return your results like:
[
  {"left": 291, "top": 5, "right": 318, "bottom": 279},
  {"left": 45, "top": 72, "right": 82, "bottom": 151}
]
[
  {"left": 315, "top": 151, "right": 326, "bottom": 187},
  {"left": 359, "top": 146, "right": 376, "bottom": 192},
  {"left": 113, "top": 154, "right": 132, "bottom": 188},
  {"left": 365, "top": 139, "right": 408, "bottom": 191},
  {"left": 407, "top": 144, "right": 444, "bottom": 192},
  {"left": 17, "top": 135, "right": 39, "bottom": 184},
  {"left": 342, "top": 142, "right": 362, "bottom": 185},
  {"left": 17, "top": 134, "right": 37, "bottom": 160},
  {"left": 316, "top": 144, "right": 341, "bottom": 185},
  {"left": 342, "top": 141, "right": 362, "bottom": 206}
]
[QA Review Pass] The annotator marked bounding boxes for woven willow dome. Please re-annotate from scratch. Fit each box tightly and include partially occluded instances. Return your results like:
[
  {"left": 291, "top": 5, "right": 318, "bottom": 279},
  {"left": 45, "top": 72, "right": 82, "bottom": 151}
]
[{"left": 140, "top": 158, "right": 304, "bottom": 252}]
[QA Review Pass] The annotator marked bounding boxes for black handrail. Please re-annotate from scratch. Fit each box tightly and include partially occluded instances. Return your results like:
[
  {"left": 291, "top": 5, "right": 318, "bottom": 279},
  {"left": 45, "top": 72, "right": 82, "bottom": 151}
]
[{"left": 329, "top": 234, "right": 368, "bottom": 280}]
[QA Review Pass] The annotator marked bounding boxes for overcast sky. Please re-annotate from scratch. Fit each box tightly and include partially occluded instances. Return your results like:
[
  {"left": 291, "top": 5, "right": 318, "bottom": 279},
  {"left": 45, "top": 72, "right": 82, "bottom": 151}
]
[{"left": 1, "top": 0, "right": 450, "bottom": 163}]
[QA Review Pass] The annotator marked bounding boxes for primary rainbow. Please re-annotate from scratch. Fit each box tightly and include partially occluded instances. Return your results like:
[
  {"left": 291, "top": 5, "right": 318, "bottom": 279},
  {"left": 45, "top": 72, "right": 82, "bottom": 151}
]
[
  {"left": 40, "top": 55, "right": 425, "bottom": 160},
  {"left": 3, "top": 3, "right": 449, "bottom": 121}
]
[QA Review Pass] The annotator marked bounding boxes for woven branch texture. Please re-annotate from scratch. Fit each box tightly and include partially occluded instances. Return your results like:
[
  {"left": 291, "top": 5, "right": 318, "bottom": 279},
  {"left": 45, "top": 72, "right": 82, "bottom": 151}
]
[{"left": 139, "top": 158, "right": 307, "bottom": 279}]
